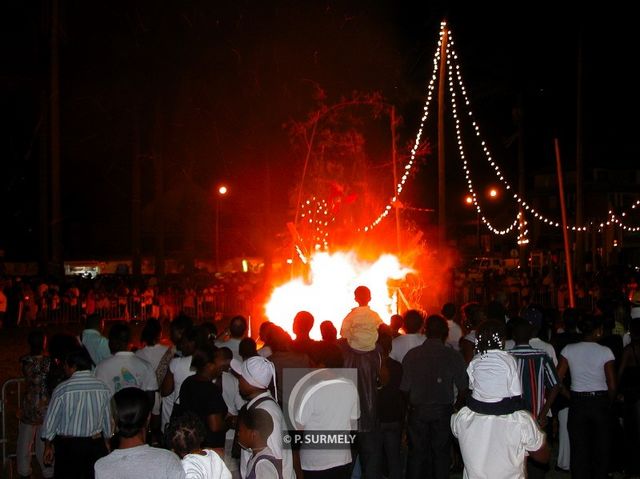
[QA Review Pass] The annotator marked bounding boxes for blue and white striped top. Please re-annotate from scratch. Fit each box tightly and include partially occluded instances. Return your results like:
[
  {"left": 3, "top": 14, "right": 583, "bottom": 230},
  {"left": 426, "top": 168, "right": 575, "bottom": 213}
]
[{"left": 41, "top": 370, "right": 112, "bottom": 440}]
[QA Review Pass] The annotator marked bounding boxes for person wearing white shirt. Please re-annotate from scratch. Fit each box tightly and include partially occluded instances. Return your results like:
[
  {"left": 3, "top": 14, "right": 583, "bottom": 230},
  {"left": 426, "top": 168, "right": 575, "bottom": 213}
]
[
  {"left": 94, "top": 323, "right": 158, "bottom": 407},
  {"left": 215, "top": 316, "right": 247, "bottom": 361},
  {"left": 557, "top": 315, "right": 616, "bottom": 479},
  {"left": 451, "top": 320, "right": 548, "bottom": 479},
  {"left": 295, "top": 344, "right": 359, "bottom": 478},
  {"left": 237, "top": 357, "right": 294, "bottom": 479},
  {"left": 389, "top": 310, "right": 426, "bottom": 363},
  {"left": 160, "top": 328, "right": 198, "bottom": 430}
]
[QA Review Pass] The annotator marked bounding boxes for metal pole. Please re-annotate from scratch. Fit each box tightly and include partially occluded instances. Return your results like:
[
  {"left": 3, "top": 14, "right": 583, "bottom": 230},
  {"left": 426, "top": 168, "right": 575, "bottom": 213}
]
[
  {"left": 477, "top": 211, "right": 481, "bottom": 253},
  {"left": 215, "top": 199, "right": 220, "bottom": 273},
  {"left": 50, "top": 0, "right": 62, "bottom": 275},
  {"left": 391, "top": 106, "right": 401, "bottom": 253},
  {"left": 554, "top": 139, "right": 576, "bottom": 308},
  {"left": 438, "top": 26, "right": 449, "bottom": 248}
]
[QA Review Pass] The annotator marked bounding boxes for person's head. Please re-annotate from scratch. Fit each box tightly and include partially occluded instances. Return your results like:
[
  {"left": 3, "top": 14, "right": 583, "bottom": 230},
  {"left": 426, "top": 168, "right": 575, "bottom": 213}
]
[
  {"left": 64, "top": 348, "right": 94, "bottom": 376},
  {"left": 403, "top": 310, "right": 425, "bottom": 334},
  {"left": 562, "top": 307, "right": 580, "bottom": 332},
  {"left": 578, "top": 315, "right": 603, "bottom": 340},
  {"left": 487, "top": 301, "right": 507, "bottom": 323},
  {"left": 191, "top": 344, "right": 218, "bottom": 378},
  {"left": 441, "top": 303, "right": 456, "bottom": 321},
  {"left": 510, "top": 316, "right": 532, "bottom": 345},
  {"left": 389, "top": 314, "right": 403, "bottom": 333},
  {"left": 166, "top": 412, "right": 206, "bottom": 458},
  {"left": 27, "top": 330, "right": 46, "bottom": 355},
  {"left": 354, "top": 285, "right": 371, "bottom": 306},
  {"left": 270, "top": 326, "right": 293, "bottom": 353},
  {"left": 522, "top": 305, "right": 543, "bottom": 337},
  {"left": 214, "top": 347, "right": 233, "bottom": 376},
  {"left": 259, "top": 321, "right": 274, "bottom": 343},
  {"left": 376, "top": 324, "right": 393, "bottom": 355},
  {"left": 113, "top": 387, "right": 151, "bottom": 441},
  {"left": 238, "top": 356, "right": 275, "bottom": 399},
  {"left": 293, "top": 311, "right": 314, "bottom": 340},
  {"left": 425, "top": 314, "right": 449, "bottom": 341},
  {"left": 474, "top": 320, "right": 507, "bottom": 355},
  {"left": 85, "top": 314, "right": 104, "bottom": 333},
  {"left": 140, "top": 319, "right": 162, "bottom": 347},
  {"left": 461, "top": 302, "right": 485, "bottom": 331},
  {"left": 169, "top": 314, "right": 194, "bottom": 346},
  {"left": 229, "top": 316, "right": 248, "bottom": 339},
  {"left": 309, "top": 342, "right": 344, "bottom": 368},
  {"left": 178, "top": 326, "right": 199, "bottom": 356},
  {"left": 238, "top": 407, "right": 273, "bottom": 451},
  {"left": 48, "top": 334, "right": 80, "bottom": 362},
  {"left": 320, "top": 320, "right": 337, "bottom": 342},
  {"left": 198, "top": 322, "right": 218, "bottom": 346},
  {"left": 108, "top": 322, "right": 131, "bottom": 354},
  {"left": 239, "top": 338, "right": 258, "bottom": 361}
]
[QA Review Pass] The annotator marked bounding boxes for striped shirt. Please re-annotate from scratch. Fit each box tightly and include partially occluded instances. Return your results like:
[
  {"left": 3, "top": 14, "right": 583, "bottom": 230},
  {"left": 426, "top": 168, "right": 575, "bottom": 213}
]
[
  {"left": 509, "top": 345, "right": 559, "bottom": 417},
  {"left": 41, "top": 370, "right": 112, "bottom": 440}
]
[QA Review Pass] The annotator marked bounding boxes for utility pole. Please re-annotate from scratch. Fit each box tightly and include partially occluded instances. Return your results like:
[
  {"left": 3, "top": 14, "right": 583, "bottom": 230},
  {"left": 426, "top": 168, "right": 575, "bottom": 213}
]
[
  {"left": 153, "top": 107, "right": 165, "bottom": 277},
  {"left": 575, "top": 36, "right": 585, "bottom": 277},
  {"left": 391, "top": 105, "right": 401, "bottom": 253},
  {"left": 132, "top": 110, "right": 142, "bottom": 276},
  {"left": 516, "top": 95, "right": 528, "bottom": 268},
  {"left": 438, "top": 24, "right": 449, "bottom": 249},
  {"left": 50, "top": 0, "right": 62, "bottom": 275}
]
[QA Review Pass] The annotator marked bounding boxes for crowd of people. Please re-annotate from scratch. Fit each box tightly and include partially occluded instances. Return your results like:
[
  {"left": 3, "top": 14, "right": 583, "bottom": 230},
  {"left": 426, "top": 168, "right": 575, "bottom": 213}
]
[
  {"left": 0, "top": 272, "right": 258, "bottom": 328},
  {"left": 7, "top": 271, "right": 640, "bottom": 479}
]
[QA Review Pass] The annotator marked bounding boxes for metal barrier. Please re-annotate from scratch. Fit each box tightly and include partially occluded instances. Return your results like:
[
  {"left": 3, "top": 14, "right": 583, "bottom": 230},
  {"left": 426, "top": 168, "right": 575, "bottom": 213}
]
[
  {"left": 30, "top": 292, "right": 254, "bottom": 325},
  {"left": 1, "top": 378, "right": 24, "bottom": 468}
]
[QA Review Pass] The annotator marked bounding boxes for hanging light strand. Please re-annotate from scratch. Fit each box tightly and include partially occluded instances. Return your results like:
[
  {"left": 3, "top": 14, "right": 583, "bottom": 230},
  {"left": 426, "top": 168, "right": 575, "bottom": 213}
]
[
  {"left": 359, "top": 21, "right": 447, "bottom": 232},
  {"left": 447, "top": 31, "right": 592, "bottom": 233},
  {"left": 447, "top": 36, "right": 519, "bottom": 235}
]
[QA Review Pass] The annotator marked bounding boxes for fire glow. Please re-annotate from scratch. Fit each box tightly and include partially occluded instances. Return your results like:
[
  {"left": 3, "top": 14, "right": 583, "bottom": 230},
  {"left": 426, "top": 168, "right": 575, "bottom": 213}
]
[{"left": 265, "top": 251, "right": 412, "bottom": 339}]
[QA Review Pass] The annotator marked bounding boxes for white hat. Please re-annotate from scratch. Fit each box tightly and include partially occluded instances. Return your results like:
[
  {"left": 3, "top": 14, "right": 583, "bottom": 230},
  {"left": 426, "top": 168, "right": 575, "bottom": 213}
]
[
  {"left": 467, "top": 350, "right": 522, "bottom": 403},
  {"left": 240, "top": 356, "right": 277, "bottom": 400},
  {"left": 230, "top": 359, "right": 243, "bottom": 375}
]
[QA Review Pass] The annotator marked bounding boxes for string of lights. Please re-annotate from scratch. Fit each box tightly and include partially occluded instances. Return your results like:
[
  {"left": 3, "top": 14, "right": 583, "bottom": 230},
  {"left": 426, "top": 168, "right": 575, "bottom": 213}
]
[
  {"left": 354, "top": 21, "right": 640, "bottom": 237},
  {"left": 446, "top": 31, "right": 593, "bottom": 232},
  {"left": 446, "top": 40, "right": 519, "bottom": 236},
  {"left": 358, "top": 22, "right": 447, "bottom": 232}
]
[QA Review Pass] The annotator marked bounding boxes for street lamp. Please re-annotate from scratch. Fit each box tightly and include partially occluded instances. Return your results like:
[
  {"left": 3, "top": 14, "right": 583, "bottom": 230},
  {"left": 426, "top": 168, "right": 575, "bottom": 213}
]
[{"left": 215, "top": 185, "right": 228, "bottom": 273}]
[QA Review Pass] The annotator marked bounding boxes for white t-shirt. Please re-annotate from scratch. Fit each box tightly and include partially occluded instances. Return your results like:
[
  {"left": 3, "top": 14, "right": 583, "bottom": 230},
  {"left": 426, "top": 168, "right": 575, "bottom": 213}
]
[
  {"left": 181, "top": 449, "right": 231, "bottom": 479},
  {"left": 162, "top": 356, "right": 195, "bottom": 428},
  {"left": 560, "top": 342, "right": 615, "bottom": 392},
  {"left": 246, "top": 447, "right": 280, "bottom": 479},
  {"left": 294, "top": 371, "right": 359, "bottom": 471},
  {"left": 135, "top": 344, "right": 169, "bottom": 370},
  {"left": 451, "top": 407, "right": 544, "bottom": 479},
  {"left": 214, "top": 338, "right": 242, "bottom": 362},
  {"left": 95, "top": 352, "right": 158, "bottom": 396},
  {"left": 389, "top": 334, "right": 426, "bottom": 363},
  {"left": 240, "top": 392, "right": 294, "bottom": 479},
  {"left": 94, "top": 444, "right": 186, "bottom": 479},
  {"left": 446, "top": 321, "right": 463, "bottom": 351},
  {"left": 135, "top": 344, "right": 169, "bottom": 416}
]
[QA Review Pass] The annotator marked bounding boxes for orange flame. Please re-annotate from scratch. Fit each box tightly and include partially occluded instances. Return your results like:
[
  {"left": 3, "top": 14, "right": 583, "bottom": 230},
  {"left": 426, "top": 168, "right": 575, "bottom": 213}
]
[{"left": 265, "top": 251, "right": 411, "bottom": 339}]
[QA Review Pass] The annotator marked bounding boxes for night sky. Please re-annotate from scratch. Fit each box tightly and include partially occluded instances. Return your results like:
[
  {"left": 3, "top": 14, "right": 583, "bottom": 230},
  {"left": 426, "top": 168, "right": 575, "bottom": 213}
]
[{"left": 1, "top": 2, "right": 637, "bottom": 261}]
